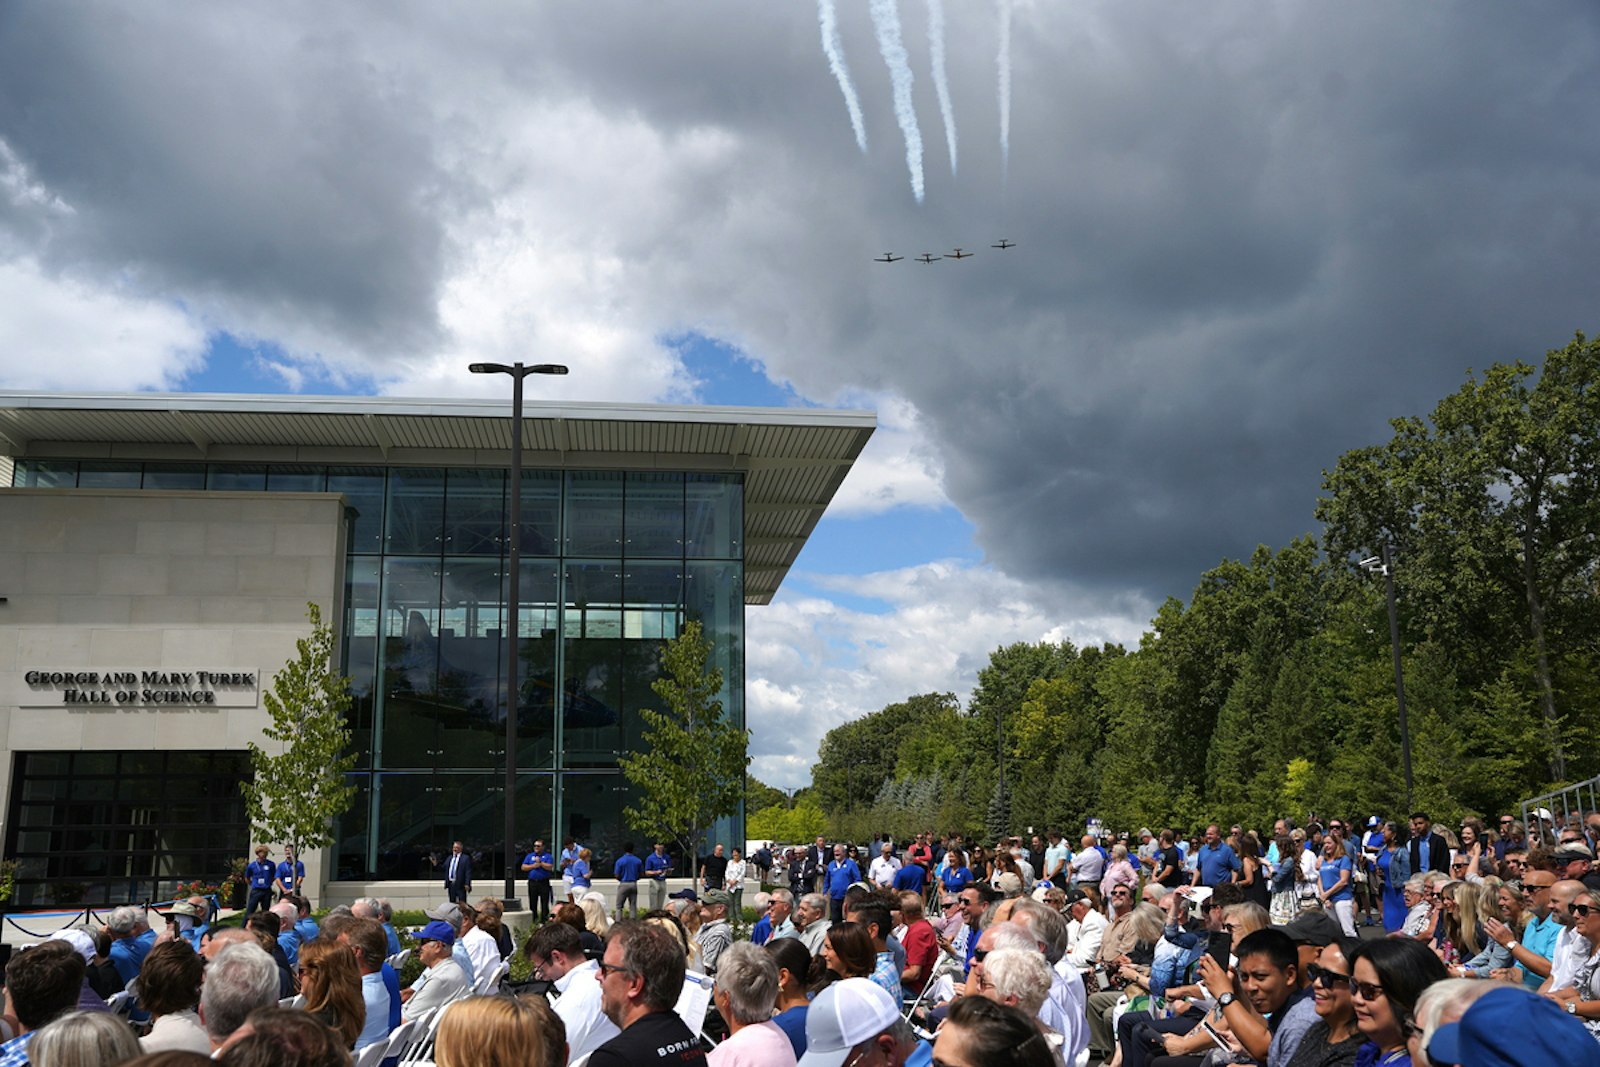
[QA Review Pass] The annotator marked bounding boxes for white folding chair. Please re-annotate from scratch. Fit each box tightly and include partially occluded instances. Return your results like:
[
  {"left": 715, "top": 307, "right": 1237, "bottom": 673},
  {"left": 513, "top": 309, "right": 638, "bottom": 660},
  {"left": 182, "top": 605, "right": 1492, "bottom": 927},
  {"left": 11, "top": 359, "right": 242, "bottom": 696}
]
[
  {"left": 279, "top": 994, "right": 305, "bottom": 1009},
  {"left": 353, "top": 1039, "right": 389, "bottom": 1067},
  {"left": 474, "top": 959, "right": 509, "bottom": 995},
  {"left": 106, "top": 990, "right": 135, "bottom": 1019}
]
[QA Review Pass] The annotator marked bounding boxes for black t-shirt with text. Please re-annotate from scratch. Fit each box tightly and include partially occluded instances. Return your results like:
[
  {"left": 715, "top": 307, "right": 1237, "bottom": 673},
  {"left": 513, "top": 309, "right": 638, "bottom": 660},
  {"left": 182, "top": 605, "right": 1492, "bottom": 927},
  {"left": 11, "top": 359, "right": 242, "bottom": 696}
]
[
  {"left": 587, "top": 1010, "right": 708, "bottom": 1067},
  {"left": 1156, "top": 845, "right": 1186, "bottom": 887}
]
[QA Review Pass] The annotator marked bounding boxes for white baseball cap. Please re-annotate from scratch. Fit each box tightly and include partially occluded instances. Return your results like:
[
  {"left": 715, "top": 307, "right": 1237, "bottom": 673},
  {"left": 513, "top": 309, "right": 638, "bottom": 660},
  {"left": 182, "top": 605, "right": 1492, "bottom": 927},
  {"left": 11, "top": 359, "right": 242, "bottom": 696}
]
[{"left": 800, "top": 977, "right": 901, "bottom": 1067}]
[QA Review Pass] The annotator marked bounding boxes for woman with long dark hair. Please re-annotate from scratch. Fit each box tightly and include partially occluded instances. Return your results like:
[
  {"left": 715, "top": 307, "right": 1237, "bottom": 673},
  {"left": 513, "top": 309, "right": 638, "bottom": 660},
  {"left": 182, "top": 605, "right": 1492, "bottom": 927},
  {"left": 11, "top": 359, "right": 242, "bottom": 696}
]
[
  {"left": 1237, "top": 832, "right": 1270, "bottom": 910},
  {"left": 1348, "top": 938, "right": 1448, "bottom": 1067},
  {"left": 1377, "top": 822, "right": 1411, "bottom": 933},
  {"left": 811, "top": 921, "right": 874, "bottom": 994},
  {"left": 766, "top": 937, "right": 812, "bottom": 1059},
  {"left": 932, "top": 994, "right": 1058, "bottom": 1067}
]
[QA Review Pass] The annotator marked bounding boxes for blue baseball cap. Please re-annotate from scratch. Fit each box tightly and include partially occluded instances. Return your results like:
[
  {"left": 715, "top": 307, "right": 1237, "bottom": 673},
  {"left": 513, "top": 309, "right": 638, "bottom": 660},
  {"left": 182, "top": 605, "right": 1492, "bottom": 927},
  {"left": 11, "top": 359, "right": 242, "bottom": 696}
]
[
  {"left": 1427, "top": 985, "right": 1600, "bottom": 1067},
  {"left": 415, "top": 920, "right": 456, "bottom": 947}
]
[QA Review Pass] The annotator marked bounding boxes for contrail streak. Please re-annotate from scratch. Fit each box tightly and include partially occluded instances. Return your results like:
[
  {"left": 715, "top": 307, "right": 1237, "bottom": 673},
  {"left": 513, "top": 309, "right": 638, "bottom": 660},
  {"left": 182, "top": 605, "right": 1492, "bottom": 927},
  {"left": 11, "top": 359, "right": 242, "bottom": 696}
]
[
  {"left": 869, "top": 0, "right": 925, "bottom": 203},
  {"left": 926, "top": 0, "right": 957, "bottom": 175},
  {"left": 997, "top": 0, "right": 1012, "bottom": 183},
  {"left": 817, "top": 0, "right": 868, "bottom": 152}
]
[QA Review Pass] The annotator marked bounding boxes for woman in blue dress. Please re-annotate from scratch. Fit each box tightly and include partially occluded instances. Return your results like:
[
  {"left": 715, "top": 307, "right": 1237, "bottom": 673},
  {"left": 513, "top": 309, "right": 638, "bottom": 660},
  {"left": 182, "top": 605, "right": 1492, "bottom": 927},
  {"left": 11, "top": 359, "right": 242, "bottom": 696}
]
[
  {"left": 940, "top": 850, "right": 973, "bottom": 894},
  {"left": 1377, "top": 822, "right": 1411, "bottom": 933}
]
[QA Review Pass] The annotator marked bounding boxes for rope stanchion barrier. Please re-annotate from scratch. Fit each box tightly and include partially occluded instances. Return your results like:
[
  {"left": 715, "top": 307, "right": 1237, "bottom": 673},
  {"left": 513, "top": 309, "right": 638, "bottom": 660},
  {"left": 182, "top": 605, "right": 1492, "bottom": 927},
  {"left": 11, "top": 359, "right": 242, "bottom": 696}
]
[{"left": 2, "top": 893, "right": 220, "bottom": 941}]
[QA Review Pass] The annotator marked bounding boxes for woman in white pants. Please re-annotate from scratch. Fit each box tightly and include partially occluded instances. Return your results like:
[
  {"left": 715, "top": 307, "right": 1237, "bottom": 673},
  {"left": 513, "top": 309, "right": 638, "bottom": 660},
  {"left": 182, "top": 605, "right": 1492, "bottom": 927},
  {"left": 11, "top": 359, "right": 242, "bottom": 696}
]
[{"left": 1317, "top": 834, "right": 1358, "bottom": 937}]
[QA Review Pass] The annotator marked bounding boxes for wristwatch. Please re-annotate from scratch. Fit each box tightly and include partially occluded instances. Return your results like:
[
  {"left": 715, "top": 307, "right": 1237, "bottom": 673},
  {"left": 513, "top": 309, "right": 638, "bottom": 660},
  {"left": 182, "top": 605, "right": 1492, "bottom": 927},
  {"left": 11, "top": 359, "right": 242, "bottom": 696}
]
[
  {"left": 1569, "top": 1001, "right": 1579, "bottom": 1015},
  {"left": 1217, "top": 992, "right": 1237, "bottom": 1008}
]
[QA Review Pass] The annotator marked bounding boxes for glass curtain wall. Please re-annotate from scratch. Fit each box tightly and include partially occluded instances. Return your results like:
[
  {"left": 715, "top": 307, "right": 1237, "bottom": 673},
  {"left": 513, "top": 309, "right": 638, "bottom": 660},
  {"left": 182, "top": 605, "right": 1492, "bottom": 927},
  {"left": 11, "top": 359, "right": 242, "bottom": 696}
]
[{"left": 12, "top": 459, "right": 744, "bottom": 882}]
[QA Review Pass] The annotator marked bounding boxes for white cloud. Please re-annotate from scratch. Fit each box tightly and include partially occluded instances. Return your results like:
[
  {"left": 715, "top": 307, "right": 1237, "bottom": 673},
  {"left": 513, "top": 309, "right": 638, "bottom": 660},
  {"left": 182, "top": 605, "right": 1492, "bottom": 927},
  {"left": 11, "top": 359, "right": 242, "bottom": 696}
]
[
  {"left": 745, "top": 558, "right": 1151, "bottom": 789},
  {"left": 827, "top": 393, "right": 948, "bottom": 515},
  {"left": 0, "top": 259, "right": 206, "bottom": 390}
]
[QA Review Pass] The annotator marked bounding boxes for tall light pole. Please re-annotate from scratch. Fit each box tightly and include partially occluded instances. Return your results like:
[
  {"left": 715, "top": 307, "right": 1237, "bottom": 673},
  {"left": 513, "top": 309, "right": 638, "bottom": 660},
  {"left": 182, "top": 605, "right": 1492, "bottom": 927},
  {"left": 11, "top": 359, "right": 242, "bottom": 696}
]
[
  {"left": 1361, "top": 546, "right": 1414, "bottom": 811},
  {"left": 470, "top": 361, "right": 569, "bottom": 908}
]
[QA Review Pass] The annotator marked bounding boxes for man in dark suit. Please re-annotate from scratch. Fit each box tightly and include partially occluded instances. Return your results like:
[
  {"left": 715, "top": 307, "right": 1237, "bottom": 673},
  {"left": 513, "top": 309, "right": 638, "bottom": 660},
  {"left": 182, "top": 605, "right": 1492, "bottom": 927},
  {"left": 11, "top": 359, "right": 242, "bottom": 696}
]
[
  {"left": 806, "top": 835, "right": 829, "bottom": 896},
  {"left": 1408, "top": 813, "right": 1450, "bottom": 873},
  {"left": 443, "top": 840, "right": 473, "bottom": 903}
]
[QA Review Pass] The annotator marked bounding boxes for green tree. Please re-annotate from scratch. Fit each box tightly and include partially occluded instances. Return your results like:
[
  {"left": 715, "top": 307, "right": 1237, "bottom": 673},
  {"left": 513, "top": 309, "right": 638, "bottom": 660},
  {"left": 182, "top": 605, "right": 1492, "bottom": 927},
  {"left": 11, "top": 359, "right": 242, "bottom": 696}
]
[
  {"left": 243, "top": 603, "right": 359, "bottom": 859},
  {"left": 746, "top": 774, "right": 787, "bottom": 813},
  {"left": 620, "top": 621, "right": 750, "bottom": 861}
]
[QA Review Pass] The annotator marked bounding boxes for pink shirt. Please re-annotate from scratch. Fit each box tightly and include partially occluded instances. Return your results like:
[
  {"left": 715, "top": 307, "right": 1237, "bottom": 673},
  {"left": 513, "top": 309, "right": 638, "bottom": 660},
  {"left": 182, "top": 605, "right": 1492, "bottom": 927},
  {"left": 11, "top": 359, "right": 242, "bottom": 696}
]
[
  {"left": 1099, "top": 859, "right": 1139, "bottom": 899},
  {"left": 707, "top": 1020, "right": 798, "bottom": 1067}
]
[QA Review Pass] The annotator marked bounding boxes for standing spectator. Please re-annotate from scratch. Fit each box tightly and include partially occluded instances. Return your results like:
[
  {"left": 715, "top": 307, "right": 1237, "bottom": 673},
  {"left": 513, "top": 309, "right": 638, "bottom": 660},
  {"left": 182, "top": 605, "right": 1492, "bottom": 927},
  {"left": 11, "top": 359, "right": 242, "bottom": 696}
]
[
  {"left": 609, "top": 842, "right": 642, "bottom": 920},
  {"left": 643, "top": 843, "right": 672, "bottom": 913},
  {"left": 276, "top": 844, "right": 305, "bottom": 899},
  {"left": 753, "top": 843, "right": 774, "bottom": 889},
  {"left": 1044, "top": 830, "right": 1071, "bottom": 890},
  {"left": 1408, "top": 813, "right": 1450, "bottom": 874},
  {"left": 588, "top": 921, "right": 708, "bottom": 1066},
  {"left": 245, "top": 847, "right": 276, "bottom": 916},
  {"left": 708, "top": 943, "right": 797, "bottom": 1067},
  {"left": 1100, "top": 846, "right": 1139, "bottom": 906},
  {"left": 699, "top": 843, "right": 730, "bottom": 893},
  {"left": 1238, "top": 832, "right": 1271, "bottom": 911},
  {"left": 891, "top": 854, "right": 926, "bottom": 896},
  {"left": 138, "top": 941, "right": 210, "bottom": 1054},
  {"left": 724, "top": 848, "right": 748, "bottom": 923},
  {"left": 569, "top": 848, "right": 593, "bottom": 895},
  {"left": 1459, "top": 818, "right": 1495, "bottom": 880},
  {"left": 940, "top": 851, "right": 973, "bottom": 896},
  {"left": 1376, "top": 822, "right": 1411, "bottom": 932},
  {"left": 1071, "top": 836, "right": 1106, "bottom": 889},
  {"left": 826, "top": 845, "right": 862, "bottom": 923},
  {"left": 1318, "top": 835, "right": 1356, "bottom": 937},
  {"left": 869, "top": 843, "right": 901, "bottom": 889},
  {"left": 558, "top": 838, "right": 583, "bottom": 902},
  {"left": 1151, "top": 830, "right": 1184, "bottom": 890},
  {"left": 520, "top": 838, "right": 555, "bottom": 922},
  {"left": 1192, "top": 823, "right": 1242, "bottom": 888},
  {"left": 1270, "top": 832, "right": 1301, "bottom": 925},
  {"left": 806, "top": 836, "right": 830, "bottom": 897},
  {"left": 200, "top": 943, "right": 281, "bottom": 1053},
  {"left": 442, "top": 840, "right": 472, "bottom": 904}
]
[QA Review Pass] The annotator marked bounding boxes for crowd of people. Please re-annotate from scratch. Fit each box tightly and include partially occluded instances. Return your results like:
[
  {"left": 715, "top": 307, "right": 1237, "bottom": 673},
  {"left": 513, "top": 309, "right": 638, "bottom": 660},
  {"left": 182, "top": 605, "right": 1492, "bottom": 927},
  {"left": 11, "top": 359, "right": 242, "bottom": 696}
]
[{"left": 5, "top": 810, "right": 1600, "bottom": 1065}]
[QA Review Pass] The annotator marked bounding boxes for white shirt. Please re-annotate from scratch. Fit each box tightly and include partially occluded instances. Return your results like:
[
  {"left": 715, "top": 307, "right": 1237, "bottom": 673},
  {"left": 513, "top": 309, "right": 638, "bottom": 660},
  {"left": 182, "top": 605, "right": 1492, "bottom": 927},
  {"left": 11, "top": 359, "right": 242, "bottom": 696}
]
[
  {"left": 724, "top": 859, "right": 747, "bottom": 887},
  {"left": 140, "top": 1009, "right": 211, "bottom": 1055},
  {"left": 404, "top": 958, "right": 468, "bottom": 1022},
  {"left": 553, "top": 959, "right": 621, "bottom": 1062},
  {"left": 869, "top": 855, "right": 901, "bottom": 886},
  {"left": 1549, "top": 924, "right": 1586, "bottom": 992},
  {"left": 707, "top": 1020, "right": 799, "bottom": 1067},
  {"left": 1050, "top": 960, "right": 1089, "bottom": 1067},
  {"left": 461, "top": 927, "right": 500, "bottom": 990},
  {"left": 1067, "top": 909, "right": 1108, "bottom": 968}
]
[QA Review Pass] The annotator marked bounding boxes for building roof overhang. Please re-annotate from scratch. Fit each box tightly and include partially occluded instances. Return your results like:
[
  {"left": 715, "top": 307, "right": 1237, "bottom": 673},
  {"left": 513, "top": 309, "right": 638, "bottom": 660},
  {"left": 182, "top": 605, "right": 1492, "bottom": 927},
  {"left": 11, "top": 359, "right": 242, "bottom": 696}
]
[{"left": 0, "top": 391, "right": 876, "bottom": 605}]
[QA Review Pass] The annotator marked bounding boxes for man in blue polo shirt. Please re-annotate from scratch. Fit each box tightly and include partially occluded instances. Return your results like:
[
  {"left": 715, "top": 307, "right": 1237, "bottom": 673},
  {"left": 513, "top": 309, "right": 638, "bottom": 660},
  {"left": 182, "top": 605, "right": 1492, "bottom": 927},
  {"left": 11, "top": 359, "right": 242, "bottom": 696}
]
[
  {"left": 276, "top": 844, "right": 305, "bottom": 899},
  {"left": 644, "top": 842, "right": 672, "bottom": 912},
  {"left": 825, "top": 844, "right": 861, "bottom": 922},
  {"left": 614, "top": 842, "right": 644, "bottom": 919},
  {"left": 521, "top": 838, "right": 555, "bottom": 922},
  {"left": 1192, "top": 823, "right": 1241, "bottom": 887},
  {"left": 892, "top": 858, "right": 926, "bottom": 895},
  {"left": 105, "top": 905, "right": 156, "bottom": 988},
  {"left": 246, "top": 846, "right": 277, "bottom": 915}
]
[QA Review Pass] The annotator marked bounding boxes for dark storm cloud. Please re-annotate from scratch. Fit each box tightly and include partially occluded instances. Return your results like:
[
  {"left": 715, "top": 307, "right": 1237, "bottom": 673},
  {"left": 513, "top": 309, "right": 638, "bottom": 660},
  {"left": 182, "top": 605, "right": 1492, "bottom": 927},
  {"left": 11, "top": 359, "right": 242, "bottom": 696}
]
[
  {"left": 2, "top": 2, "right": 1599, "bottom": 609},
  {"left": 0, "top": 4, "right": 454, "bottom": 355}
]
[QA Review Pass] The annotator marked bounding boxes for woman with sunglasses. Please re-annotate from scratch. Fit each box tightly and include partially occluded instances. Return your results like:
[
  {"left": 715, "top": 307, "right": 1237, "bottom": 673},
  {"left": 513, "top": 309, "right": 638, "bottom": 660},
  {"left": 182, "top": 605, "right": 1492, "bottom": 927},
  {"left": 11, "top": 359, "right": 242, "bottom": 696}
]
[
  {"left": 1287, "top": 938, "right": 1366, "bottom": 1067},
  {"left": 1550, "top": 888, "right": 1600, "bottom": 1040},
  {"left": 1348, "top": 938, "right": 1448, "bottom": 1066}
]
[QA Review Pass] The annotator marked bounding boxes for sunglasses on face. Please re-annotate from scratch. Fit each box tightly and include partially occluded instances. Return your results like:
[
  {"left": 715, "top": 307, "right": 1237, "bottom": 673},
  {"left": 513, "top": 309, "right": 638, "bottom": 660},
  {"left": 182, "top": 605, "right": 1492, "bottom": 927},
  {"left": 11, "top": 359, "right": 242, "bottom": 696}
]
[
  {"left": 1573, "top": 904, "right": 1596, "bottom": 918},
  {"left": 1307, "top": 964, "right": 1352, "bottom": 989},
  {"left": 1526, "top": 881, "right": 1555, "bottom": 892},
  {"left": 971, "top": 948, "right": 989, "bottom": 962},
  {"left": 1351, "top": 978, "right": 1386, "bottom": 1001}
]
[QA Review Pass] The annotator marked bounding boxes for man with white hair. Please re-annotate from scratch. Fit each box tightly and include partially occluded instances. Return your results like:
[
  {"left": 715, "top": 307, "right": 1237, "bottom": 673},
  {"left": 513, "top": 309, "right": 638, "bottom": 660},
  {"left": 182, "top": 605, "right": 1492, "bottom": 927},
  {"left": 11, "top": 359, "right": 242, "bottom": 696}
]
[
  {"left": 709, "top": 943, "right": 796, "bottom": 1065},
  {"left": 795, "top": 893, "right": 832, "bottom": 957},
  {"left": 869, "top": 842, "right": 901, "bottom": 888},
  {"left": 269, "top": 900, "right": 301, "bottom": 965},
  {"left": 104, "top": 905, "right": 156, "bottom": 988},
  {"left": 1012, "top": 897, "right": 1088, "bottom": 1066},
  {"left": 200, "top": 942, "right": 279, "bottom": 1052}
]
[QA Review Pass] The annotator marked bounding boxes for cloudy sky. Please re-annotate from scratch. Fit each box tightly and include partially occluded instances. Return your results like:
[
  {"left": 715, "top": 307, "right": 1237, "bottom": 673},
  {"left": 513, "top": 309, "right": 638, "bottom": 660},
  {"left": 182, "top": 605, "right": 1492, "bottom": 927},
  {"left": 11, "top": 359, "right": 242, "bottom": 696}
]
[{"left": 3, "top": 2, "right": 1599, "bottom": 788}]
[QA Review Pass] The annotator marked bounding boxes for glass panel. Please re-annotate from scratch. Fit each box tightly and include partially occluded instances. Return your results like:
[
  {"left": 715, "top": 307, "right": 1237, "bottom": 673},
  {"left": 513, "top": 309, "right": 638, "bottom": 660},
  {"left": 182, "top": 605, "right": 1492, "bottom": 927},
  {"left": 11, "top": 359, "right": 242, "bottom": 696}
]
[
  {"left": 516, "top": 470, "right": 564, "bottom": 556},
  {"left": 563, "top": 562, "right": 623, "bottom": 767},
  {"left": 13, "top": 460, "right": 77, "bottom": 487},
  {"left": 329, "top": 468, "right": 386, "bottom": 556},
  {"left": 621, "top": 564, "right": 681, "bottom": 755},
  {"left": 142, "top": 464, "right": 206, "bottom": 490},
  {"left": 333, "top": 775, "right": 371, "bottom": 880},
  {"left": 372, "top": 772, "right": 437, "bottom": 880},
  {"left": 561, "top": 773, "right": 626, "bottom": 864},
  {"left": 206, "top": 465, "right": 267, "bottom": 491},
  {"left": 435, "top": 559, "right": 505, "bottom": 769},
  {"left": 624, "top": 472, "right": 683, "bottom": 558},
  {"left": 76, "top": 462, "right": 142, "bottom": 488},
  {"left": 686, "top": 474, "right": 742, "bottom": 558},
  {"left": 385, "top": 468, "right": 446, "bottom": 555},
  {"left": 685, "top": 561, "right": 744, "bottom": 727},
  {"left": 266, "top": 465, "right": 327, "bottom": 492},
  {"left": 513, "top": 560, "right": 562, "bottom": 771},
  {"left": 344, "top": 558, "right": 381, "bottom": 765},
  {"left": 443, "top": 468, "right": 505, "bottom": 556},
  {"left": 564, "top": 472, "right": 623, "bottom": 557},
  {"left": 377, "top": 558, "right": 443, "bottom": 769}
]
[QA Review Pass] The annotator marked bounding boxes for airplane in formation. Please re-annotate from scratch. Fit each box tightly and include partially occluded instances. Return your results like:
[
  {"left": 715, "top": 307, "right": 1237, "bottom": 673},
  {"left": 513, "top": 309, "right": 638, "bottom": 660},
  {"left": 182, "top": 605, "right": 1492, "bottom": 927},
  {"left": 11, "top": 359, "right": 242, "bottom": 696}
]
[
  {"left": 916, "top": 253, "right": 942, "bottom": 264},
  {"left": 992, "top": 239, "right": 1015, "bottom": 249},
  {"left": 876, "top": 242, "right": 1014, "bottom": 263},
  {"left": 949, "top": 248, "right": 973, "bottom": 259},
  {"left": 875, "top": 252, "right": 904, "bottom": 262}
]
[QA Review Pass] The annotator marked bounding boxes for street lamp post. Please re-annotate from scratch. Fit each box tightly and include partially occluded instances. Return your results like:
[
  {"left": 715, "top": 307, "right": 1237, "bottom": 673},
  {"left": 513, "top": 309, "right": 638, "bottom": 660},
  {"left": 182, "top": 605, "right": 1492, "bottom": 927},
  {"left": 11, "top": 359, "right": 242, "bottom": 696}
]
[
  {"left": 1361, "top": 545, "right": 1414, "bottom": 811},
  {"left": 470, "top": 361, "right": 569, "bottom": 909}
]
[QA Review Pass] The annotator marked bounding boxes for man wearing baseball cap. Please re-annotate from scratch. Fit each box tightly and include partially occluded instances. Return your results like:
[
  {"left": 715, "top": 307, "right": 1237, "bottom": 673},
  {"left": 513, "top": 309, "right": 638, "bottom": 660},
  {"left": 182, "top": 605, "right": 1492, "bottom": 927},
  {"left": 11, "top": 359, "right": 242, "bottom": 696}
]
[
  {"left": 698, "top": 889, "right": 735, "bottom": 975},
  {"left": 800, "top": 977, "right": 927, "bottom": 1067},
  {"left": 1425, "top": 984, "right": 1600, "bottom": 1067},
  {"left": 400, "top": 920, "right": 467, "bottom": 1022},
  {"left": 1553, "top": 840, "right": 1600, "bottom": 893}
]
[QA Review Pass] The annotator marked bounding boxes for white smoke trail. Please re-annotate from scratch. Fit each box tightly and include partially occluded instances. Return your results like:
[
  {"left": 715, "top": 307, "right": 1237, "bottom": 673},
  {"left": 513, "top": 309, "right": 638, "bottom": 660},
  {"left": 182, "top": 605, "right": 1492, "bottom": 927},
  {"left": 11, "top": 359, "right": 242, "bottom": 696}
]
[
  {"left": 869, "top": 0, "right": 925, "bottom": 203},
  {"left": 818, "top": 0, "right": 868, "bottom": 152},
  {"left": 997, "top": 0, "right": 1012, "bottom": 183},
  {"left": 926, "top": 0, "right": 957, "bottom": 175}
]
